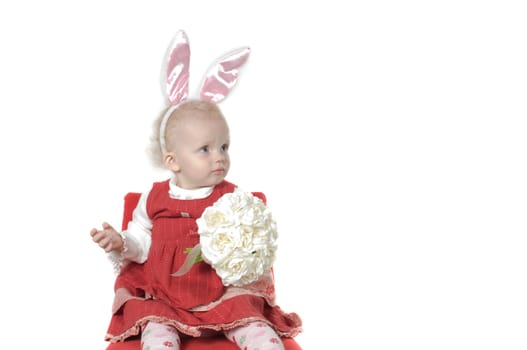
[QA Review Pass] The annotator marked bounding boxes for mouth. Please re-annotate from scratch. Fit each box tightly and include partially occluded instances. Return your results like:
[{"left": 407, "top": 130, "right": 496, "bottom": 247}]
[{"left": 212, "top": 168, "right": 225, "bottom": 175}]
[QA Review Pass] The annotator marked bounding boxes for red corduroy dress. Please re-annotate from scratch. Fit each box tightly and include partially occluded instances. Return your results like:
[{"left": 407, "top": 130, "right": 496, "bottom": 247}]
[{"left": 106, "top": 180, "right": 302, "bottom": 342}]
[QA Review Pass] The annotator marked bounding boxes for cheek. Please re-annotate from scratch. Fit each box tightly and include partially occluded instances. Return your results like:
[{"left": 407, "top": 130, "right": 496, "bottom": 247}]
[{"left": 196, "top": 158, "right": 212, "bottom": 170}]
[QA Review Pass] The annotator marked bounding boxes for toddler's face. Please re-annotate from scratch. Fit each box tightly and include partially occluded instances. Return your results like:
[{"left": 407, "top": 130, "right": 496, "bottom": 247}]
[{"left": 167, "top": 113, "right": 230, "bottom": 189}]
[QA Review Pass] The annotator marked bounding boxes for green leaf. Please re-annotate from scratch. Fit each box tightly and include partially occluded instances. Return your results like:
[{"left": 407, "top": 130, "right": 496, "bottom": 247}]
[{"left": 184, "top": 247, "right": 203, "bottom": 263}]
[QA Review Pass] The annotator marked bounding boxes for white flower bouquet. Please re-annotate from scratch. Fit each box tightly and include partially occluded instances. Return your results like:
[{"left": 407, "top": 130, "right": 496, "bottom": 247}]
[{"left": 173, "top": 189, "right": 278, "bottom": 287}]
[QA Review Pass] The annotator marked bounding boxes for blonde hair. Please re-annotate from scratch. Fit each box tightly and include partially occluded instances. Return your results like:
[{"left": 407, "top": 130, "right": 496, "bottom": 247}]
[{"left": 147, "top": 100, "right": 226, "bottom": 169}]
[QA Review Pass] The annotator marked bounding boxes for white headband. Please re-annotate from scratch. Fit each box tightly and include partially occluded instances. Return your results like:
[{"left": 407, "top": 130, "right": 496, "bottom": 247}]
[{"left": 158, "top": 30, "right": 250, "bottom": 154}]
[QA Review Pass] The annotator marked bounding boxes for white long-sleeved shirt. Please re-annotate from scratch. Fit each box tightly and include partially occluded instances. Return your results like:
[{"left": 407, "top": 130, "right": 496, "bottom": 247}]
[{"left": 109, "top": 178, "right": 215, "bottom": 270}]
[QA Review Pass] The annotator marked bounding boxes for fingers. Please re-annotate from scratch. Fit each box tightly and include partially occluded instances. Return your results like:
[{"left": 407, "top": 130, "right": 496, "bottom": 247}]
[
  {"left": 92, "top": 231, "right": 115, "bottom": 252},
  {"left": 91, "top": 229, "right": 105, "bottom": 244},
  {"left": 91, "top": 224, "right": 113, "bottom": 246},
  {"left": 91, "top": 223, "right": 122, "bottom": 252},
  {"left": 99, "top": 236, "right": 115, "bottom": 252}
]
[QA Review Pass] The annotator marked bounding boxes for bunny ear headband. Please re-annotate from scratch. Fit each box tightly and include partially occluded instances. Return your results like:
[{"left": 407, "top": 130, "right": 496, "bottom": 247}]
[{"left": 159, "top": 30, "right": 251, "bottom": 154}]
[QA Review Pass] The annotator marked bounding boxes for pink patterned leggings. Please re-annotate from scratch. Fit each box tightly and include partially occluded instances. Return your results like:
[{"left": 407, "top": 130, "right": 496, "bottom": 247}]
[
  {"left": 141, "top": 321, "right": 284, "bottom": 350},
  {"left": 225, "top": 321, "right": 285, "bottom": 350}
]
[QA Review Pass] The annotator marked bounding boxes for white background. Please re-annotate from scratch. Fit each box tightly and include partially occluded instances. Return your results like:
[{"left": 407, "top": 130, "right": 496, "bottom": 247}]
[{"left": 1, "top": 1, "right": 526, "bottom": 349}]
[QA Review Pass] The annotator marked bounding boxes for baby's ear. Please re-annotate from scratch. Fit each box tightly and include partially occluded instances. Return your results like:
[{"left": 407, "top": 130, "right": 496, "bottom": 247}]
[{"left": 163, "top": 152, "right": 180, "bottom": 172}]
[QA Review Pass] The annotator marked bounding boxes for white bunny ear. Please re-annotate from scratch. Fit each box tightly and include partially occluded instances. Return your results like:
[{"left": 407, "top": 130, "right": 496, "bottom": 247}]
[
  {"left": 199, "top": 47, "right": 251, "bottom": 103},
  {"left": 163, "top": 30, "right": 191, "bottom": 105}
]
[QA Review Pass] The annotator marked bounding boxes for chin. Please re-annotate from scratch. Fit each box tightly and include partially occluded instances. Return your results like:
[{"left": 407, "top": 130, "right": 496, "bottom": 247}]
[{"left": 211, "top": 177, "right": 226, "bottom": 186}]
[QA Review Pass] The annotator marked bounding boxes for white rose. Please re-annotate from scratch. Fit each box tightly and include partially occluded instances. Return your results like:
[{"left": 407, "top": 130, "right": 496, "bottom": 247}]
[
  {"left": 200, "top": 229, "right": 236, "bottom": 265},
  {"left": 197, "top": 190, "right": 278, "bottom": 286},
  {"left": 215, "top": 254, "right": 264, "bottom": 287}
]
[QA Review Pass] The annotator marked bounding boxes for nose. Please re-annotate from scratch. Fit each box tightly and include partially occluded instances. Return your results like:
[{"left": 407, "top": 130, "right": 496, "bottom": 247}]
[{"left": 214, "top": 150, "right": 226, "bottom": 163}]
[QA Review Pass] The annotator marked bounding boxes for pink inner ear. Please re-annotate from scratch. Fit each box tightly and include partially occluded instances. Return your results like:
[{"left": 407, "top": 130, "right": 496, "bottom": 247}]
[
  {"left": 200, "top": 47, "right": 251, "bottom": 103},
  {"left": 166, "top": 31, "right": 191, "bottom": 105}
]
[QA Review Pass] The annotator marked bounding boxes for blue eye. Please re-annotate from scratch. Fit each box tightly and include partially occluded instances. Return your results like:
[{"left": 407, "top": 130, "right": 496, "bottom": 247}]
[{"left": 200, "top": 146, "right": 209, "bottom": 153}]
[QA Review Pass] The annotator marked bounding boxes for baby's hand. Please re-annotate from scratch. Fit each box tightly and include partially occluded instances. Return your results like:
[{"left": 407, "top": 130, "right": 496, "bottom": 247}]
[{"left": 90, "top": 222, "right": 124, "bottom": 253}]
